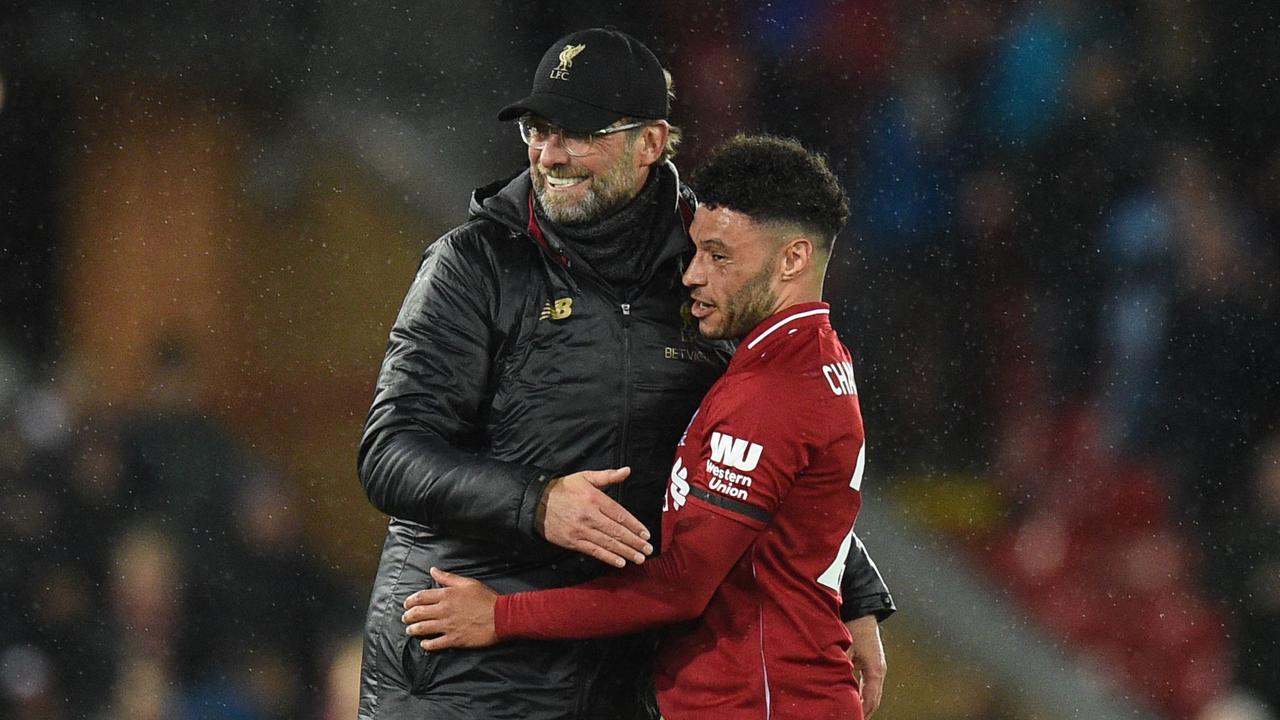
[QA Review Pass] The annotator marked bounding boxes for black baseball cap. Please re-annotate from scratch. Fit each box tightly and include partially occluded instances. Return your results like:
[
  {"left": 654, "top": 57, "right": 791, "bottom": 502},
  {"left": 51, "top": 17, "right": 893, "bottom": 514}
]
[{"left": 498, "top": 28, "right": 669, "bottom": 133}]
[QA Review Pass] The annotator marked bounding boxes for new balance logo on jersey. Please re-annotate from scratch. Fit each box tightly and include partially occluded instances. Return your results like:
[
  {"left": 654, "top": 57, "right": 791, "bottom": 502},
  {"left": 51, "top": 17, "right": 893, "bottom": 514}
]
[
  {"left": 665, "top": 457, "right": 690, "bottom": 512},
  {"left": 822, "top": 361, "right": 858, "bottom": 396},
  {"left": 709, "top": 432, "right": 762, "bottom": 472}
]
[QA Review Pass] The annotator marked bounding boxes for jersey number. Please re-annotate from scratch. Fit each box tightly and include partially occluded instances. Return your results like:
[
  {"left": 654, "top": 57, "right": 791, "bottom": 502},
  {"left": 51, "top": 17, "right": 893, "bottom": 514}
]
[
  {"left": 817, "top": 526, "right": 856, "bottom": 593},
  {"left": 819, "top": 439, "right": 866, "bottom": 592}
]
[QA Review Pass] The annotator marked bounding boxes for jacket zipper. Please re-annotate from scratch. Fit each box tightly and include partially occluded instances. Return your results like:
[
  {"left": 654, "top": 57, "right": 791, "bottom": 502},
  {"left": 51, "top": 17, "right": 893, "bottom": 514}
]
[
  {"left": 618, "top": 303, "right": 633, "bottom": 474},
  {"left": 572, "top": 301, "right": 634, "bottom": 720}
]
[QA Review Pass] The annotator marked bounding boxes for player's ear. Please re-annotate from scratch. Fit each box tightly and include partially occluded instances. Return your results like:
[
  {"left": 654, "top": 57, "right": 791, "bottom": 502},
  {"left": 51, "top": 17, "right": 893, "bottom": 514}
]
[
  {"left": 636, "top": 121, "right": 669, "bottom": 166},
  {"left": 778, "top": 237, "right": 813, "bottom": 281}
]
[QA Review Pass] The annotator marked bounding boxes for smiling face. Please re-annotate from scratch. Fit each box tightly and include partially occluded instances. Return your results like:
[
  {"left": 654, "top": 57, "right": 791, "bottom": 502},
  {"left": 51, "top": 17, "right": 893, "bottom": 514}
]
[
  {"left": 683, "top": 205, "right": 787, "bottom": 340},
  {"left": 529, "top": 121, "right": 653, "bottom": 226}
]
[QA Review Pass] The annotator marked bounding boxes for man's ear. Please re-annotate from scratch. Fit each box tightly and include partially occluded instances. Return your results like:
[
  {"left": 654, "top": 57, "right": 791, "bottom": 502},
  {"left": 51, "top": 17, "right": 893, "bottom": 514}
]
[
  {"left": 636, "top": 121, "right": 670, "bottom": 166},
  {"left": 779, "top": 237, "right": 814, "bottom": 281}
]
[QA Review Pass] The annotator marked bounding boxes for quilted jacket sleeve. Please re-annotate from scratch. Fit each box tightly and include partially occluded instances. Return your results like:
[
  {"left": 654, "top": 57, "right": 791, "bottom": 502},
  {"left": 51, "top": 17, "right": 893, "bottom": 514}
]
[{"left": 357, "top": 228, "right": 552, "bottom": 543}]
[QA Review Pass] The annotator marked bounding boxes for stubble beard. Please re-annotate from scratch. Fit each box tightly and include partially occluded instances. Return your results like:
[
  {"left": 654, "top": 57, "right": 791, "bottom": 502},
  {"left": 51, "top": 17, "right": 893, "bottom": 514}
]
[
  {"left": 533, "top": 145, "right": 641, "bottom": 226},
  {"left": 704, "top": 259, "right": 780, "bottom": 340}
]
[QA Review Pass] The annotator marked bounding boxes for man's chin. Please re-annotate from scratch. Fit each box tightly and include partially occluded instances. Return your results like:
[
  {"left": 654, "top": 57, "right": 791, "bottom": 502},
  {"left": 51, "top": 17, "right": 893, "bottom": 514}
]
[
  {"left": 535, "top": 190, "right": 599, "bottom": 226},
  {"left": 697, "top": 320, "right": 727, "bottom": 340}
]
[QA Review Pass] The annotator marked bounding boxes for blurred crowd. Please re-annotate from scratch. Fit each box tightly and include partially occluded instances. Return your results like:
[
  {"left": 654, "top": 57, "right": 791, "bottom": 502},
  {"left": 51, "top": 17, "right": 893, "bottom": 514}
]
[
  {"left": 0, "top": 340, "right": 363, "bottom": 720},
  {"left": 2, "top": 1, "right": 1278, "bottom": 719}
]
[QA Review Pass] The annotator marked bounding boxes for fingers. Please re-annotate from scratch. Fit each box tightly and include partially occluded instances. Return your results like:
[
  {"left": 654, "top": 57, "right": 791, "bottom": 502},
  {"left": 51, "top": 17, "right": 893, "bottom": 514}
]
[
  {"left": 582, "top": 468, "right": 654, "bottom": 547},
  {"left": 421, "top": 635, "right": 457, "bottom": 652},
  {"left": 582, "top": 466, "right": 632, "bottom": 488},
  {"left": 430, "top": 566, "right": 476, "bottom": 587},
  {"left": 405, "top": 570, "right": 480, "bottom": 610},
  {"left": 401, "top": 592, "right": 463, "bottom": 640},
  {"left": 402, "top": 599, "right": 442, "bottom": 626},
  {"left": 860, "top": 670, "right": 884, "bottom": 717},
  {"left": 404, "top": 587, "right": 446, "bottom": 609},
  {"left": 573, "top": 525, "right": 654, "bottom": 568},
  {"left": 400, "top": 576, "right": 499, "bottom": 652},
  {"left": 595, "top": 502, "right": 652, "bottom": 554},
  {"left": 597, "top": 495, "right": 653, "bottom": 547},
  {"left": 543, "top": 470, "right": 654, "bottom": 566},
  {"left": 405, "top": 617, "right": 443, "bottom": 638},
  {"left": 845, "top": 615, "right": 886, "bottom": 717}
]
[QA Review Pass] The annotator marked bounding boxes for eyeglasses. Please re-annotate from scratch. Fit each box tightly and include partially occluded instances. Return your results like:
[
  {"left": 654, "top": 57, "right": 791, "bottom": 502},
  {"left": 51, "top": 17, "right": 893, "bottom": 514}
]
[{"left": 517, "top": 117, "right": 645, "bottom": 157}]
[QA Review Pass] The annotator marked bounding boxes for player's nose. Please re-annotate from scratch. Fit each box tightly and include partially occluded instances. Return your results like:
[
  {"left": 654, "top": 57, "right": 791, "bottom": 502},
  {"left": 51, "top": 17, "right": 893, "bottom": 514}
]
[{"left": 681, "top": 256, "right": 705, "bottom": 288}]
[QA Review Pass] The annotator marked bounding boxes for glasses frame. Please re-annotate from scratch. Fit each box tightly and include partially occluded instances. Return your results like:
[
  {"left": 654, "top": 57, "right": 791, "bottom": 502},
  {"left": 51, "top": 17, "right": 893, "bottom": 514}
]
[{"left": 517, "top": 116, "right": 646, "bottom": 157}]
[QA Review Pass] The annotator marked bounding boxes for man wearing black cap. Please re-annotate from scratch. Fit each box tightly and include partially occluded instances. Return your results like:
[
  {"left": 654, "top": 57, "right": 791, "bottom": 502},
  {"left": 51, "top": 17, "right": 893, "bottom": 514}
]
[{"left": 356, "top": 28, "right": 893, "bottom": 720}]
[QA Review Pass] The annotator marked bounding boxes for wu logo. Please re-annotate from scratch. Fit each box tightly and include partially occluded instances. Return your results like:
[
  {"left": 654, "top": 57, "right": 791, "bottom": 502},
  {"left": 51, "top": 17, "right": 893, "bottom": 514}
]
[
  {"left": 550, "top": 43, "right": 585, "bottom": 80},
  {"left": 709, "top": 432, "right": 763, "bottom": 472},
  {"left": 665, "top": 457, "right": 689, "bottom": 511}
]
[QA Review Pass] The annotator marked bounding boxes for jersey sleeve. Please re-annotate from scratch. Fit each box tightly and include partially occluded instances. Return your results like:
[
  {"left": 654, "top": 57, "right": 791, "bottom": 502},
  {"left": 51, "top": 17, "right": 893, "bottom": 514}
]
[
  {"left": 495, "top": 501, "right": 760, "bottom": 640},
  {"left": 681, "top": 380, "right": 811, "bottom": 530}
]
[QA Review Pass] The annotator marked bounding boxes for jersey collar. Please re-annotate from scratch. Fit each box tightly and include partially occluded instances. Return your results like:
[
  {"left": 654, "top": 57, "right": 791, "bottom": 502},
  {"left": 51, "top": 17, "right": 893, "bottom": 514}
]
[{"left": 739, "top": 302, "right": 832, "bottom": 353}]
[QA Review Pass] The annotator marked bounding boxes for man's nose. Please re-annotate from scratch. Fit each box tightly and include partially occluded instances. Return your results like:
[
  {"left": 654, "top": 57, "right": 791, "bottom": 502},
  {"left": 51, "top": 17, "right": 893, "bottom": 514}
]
[
  {"left": 682, "top": 257, "right": 704, "bottom": 288},
  {"left": 537, "top": 134, "right": 571, "bottom": 167}
]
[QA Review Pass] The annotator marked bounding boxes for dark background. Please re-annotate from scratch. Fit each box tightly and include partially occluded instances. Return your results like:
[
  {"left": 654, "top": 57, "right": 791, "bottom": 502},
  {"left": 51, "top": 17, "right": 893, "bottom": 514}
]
[{"left": 1, "top": 1, "right": 1277, "bottom": 718}]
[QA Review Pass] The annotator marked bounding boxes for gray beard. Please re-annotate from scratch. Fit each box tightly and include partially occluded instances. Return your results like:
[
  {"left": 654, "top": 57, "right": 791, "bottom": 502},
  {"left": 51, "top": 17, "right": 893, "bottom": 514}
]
[{"left": 533, "top": 184, "right": 612, "bottom": 226}]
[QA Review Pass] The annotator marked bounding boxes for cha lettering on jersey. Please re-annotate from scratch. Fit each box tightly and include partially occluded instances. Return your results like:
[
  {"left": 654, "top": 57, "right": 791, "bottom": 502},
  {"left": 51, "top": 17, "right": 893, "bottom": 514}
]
[{"left": 822, "top": 361, "right": 857, "bottom": 396}]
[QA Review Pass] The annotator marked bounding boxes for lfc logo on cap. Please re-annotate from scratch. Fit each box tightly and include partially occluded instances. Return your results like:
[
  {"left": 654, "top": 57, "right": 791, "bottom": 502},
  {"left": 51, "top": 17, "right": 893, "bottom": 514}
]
[{"left": 550, "top": 43, "right": 585, "bottom": 80}]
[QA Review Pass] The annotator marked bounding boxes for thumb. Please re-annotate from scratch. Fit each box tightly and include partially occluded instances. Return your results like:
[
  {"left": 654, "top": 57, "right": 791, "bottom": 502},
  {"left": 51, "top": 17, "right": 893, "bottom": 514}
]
[
  {"left": 583, "top": 466, "right": 632, "bottom": 488},
  {"left": 430, "top": 566, "right": 475, "bottom": 588}
]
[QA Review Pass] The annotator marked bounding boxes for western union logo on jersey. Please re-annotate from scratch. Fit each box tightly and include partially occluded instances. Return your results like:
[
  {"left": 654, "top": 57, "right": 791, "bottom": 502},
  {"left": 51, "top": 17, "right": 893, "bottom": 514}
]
[
  {"left": 539, "top": 298, "right": 573, "bottom": 321},
  {"left": 709, "top": 432, "right": 762, "bottom": 472}
]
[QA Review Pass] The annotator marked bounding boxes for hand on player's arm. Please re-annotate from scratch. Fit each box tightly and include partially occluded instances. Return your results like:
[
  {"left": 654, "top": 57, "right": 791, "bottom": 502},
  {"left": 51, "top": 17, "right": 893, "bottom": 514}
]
[
  {"left": 846, "top": 614, "right": 886, "bottom": 717},
  {"left": 403, "top": 567, "right": 500, "bottom": 650},
  {"left": 536, "top": 467, "right": 653, "bottom": 568}
]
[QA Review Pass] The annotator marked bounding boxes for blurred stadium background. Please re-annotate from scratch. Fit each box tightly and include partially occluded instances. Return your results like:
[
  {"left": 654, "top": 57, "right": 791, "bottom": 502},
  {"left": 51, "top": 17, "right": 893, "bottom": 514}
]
[{"left": 2, "top": 1, "right": 1278, "bottom": 718}]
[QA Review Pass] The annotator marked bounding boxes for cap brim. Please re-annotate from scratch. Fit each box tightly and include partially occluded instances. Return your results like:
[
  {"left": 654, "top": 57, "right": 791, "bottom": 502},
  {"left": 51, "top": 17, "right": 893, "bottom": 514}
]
[{"left": 497, "top": 92, "right": 622, "bottom": 133}]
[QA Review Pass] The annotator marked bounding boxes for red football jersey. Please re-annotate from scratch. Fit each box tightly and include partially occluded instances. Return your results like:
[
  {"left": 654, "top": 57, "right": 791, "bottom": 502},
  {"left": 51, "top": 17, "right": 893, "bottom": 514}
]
[{"left": 496, "top": 302, "right": 867, "bottom": 720}]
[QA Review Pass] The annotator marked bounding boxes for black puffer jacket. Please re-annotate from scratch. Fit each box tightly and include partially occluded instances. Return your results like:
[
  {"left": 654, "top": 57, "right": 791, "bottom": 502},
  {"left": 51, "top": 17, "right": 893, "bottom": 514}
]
[{"left": 357, "top": 164, "right": 894, "bottom": 720}]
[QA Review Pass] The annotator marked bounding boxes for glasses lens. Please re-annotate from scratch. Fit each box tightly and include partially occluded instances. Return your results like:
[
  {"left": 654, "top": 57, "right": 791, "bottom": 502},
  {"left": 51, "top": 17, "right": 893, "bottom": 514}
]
[
  {"left": 518, "top": 118, "right": 603, "bottom": 156},
  {"left": 518, "top": 118, "right": 542, "bottom": 146},
  {"left": 560, "top": 131, "right": 594, "bottom": 156}
]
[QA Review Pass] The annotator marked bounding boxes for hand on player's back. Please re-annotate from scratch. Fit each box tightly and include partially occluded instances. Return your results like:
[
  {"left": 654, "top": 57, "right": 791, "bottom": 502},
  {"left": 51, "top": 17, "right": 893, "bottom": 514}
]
[
  {"left": 403, "top": 567, "right": 500, "bottom": 650},
  {"left": 537, "top": 467, "right": 654, "bottom": 568}
]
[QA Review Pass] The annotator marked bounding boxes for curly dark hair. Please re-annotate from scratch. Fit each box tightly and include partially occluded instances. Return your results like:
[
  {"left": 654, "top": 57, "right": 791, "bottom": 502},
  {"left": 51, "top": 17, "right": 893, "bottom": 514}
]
[{"left": 690, "top": 134, "right": 849, "bottom": 251}]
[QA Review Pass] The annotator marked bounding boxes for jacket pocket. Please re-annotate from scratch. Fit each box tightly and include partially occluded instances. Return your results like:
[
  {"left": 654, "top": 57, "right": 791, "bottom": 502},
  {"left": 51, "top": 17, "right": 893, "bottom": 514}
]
[
  {"left": 392, "top": 543, "right": 443, "bottom": 696},
  {"left": 401, "top": 631, "right": 442, "bottom": 696}
]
